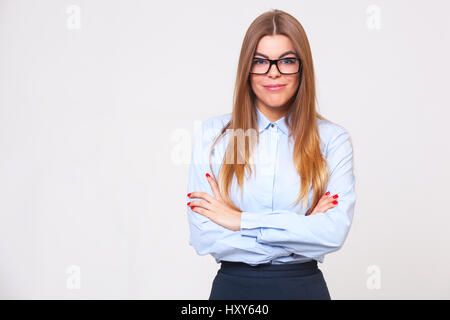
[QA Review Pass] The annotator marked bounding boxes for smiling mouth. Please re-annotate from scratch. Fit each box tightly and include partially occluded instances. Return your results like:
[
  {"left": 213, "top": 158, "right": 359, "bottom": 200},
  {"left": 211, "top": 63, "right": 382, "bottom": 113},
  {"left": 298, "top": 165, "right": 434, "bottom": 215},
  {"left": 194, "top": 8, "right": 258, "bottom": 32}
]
[{"left": 263, "top": 84, "right": 286, "bottom": 91}]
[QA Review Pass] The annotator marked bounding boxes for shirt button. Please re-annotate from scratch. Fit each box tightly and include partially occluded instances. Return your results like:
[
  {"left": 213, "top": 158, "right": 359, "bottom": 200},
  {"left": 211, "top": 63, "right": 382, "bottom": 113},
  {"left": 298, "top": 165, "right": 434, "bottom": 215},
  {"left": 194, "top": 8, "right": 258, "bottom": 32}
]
[{"left": 271, "top": 124, "right": 274, "bottom": 128}]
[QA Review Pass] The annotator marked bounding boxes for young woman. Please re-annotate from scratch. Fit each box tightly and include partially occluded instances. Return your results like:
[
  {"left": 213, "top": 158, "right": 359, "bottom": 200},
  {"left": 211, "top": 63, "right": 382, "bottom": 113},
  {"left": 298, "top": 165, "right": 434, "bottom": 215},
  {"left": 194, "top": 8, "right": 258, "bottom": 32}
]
[{"left": 186, "top": 9, "right": 356, "bottom": 300}]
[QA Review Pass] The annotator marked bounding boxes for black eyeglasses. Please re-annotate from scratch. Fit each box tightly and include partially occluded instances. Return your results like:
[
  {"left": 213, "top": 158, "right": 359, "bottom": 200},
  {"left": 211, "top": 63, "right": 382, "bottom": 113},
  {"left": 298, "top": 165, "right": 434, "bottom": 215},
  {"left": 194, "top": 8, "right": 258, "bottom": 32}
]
[{"left": 250, "top": 57, "right": 302, "bottom": 75}]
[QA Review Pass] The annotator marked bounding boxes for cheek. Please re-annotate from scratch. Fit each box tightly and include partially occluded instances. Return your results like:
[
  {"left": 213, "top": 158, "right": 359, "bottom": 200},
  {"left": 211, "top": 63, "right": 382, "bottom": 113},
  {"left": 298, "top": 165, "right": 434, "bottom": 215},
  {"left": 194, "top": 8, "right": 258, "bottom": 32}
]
[
  {"left": 250, "top": 78, "right": 261, "bottom": 89},
  {"left": 287, "top": 81, "right": 299, "bottom": 94},
  {"left": 286, "top": 78, "right": 300, "bottom": 94},
  {"left": 250, "top": 79, "right": 265, "bottom": 96}
]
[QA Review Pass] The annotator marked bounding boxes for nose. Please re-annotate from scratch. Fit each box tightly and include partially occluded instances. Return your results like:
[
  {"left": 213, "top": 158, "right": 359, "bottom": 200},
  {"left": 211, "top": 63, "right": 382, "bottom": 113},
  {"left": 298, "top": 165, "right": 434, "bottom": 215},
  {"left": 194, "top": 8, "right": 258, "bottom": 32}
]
[{"left": 267, "top": 63, "right": 281, "bottom": 77}]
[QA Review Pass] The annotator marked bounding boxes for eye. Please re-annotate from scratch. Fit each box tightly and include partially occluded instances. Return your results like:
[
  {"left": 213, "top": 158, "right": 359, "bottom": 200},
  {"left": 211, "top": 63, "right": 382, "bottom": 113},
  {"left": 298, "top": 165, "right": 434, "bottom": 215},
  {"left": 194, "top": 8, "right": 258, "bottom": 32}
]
[
  {"left": 252, "top": 58, "right": 267, "bottom": 65},
  {"left": 281, "top": 58, "right": 297, "bottom": 64}
]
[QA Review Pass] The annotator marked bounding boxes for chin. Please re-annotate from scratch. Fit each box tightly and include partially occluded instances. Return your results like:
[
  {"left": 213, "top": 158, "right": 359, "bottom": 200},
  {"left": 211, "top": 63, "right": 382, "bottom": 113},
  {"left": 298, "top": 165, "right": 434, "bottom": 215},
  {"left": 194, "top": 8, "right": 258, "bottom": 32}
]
[{"left": 263, "top": 97, "right": 289, "bottom": 107}]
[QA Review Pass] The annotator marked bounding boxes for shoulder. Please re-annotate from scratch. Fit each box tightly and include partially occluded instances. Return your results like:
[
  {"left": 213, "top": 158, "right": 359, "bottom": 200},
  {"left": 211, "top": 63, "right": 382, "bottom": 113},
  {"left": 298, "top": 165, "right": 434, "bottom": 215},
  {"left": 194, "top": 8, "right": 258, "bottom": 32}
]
[
  {"left": 203, "top": 112, "right": 232, "bottom": 129},
  {"left": 316, "top": 118, "right": 353, "bottom": 154},
  {"left": 317, "top": 118, "right": 350, "bottom": 139},
  {"left": 198, "top": 112, "right": 232, "bottom": 143}
]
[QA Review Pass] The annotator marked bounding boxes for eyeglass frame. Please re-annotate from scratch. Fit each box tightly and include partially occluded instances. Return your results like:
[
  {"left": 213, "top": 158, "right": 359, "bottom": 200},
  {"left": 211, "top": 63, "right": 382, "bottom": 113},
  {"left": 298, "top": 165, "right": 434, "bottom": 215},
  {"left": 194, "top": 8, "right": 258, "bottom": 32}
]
[{"left": 249, "top": 57, "right": 303, "bottom": 75}]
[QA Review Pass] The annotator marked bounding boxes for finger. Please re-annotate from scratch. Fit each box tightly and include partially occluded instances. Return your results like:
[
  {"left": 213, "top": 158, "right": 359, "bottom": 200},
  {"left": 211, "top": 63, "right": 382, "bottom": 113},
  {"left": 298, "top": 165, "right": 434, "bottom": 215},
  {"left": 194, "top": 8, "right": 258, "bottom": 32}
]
[
  {"left": 326, "top": 195, "right": 339, "bottom": 205},
  {"left": 324, "top": 192, "right": 339, "bottom": 200},
  {"left": 191, "top": 206, "right": 213, "bottom": 220},
  {"left": 205, "top": 173, "right": 222, "bottom": 200},
  {"left": 187, "top": 200, "right": 212, "bottom": 210},
  {"left": 318, "top": 200, "right": 339, "bottom": 213},
  {"left": 320, "top": 193, "right": 338, "bottom": 205},
  {"left": 322, "top": 191, "right": 339, "bottom": 199},
  {"left": 187, "top": 191, "right": 216, "bottom": 204},
  {"left": 311, "top": 193, "right": 339, "bottom": 216},
  {"left": 314, "top": 200, "right": 336, "bottom": 213}
]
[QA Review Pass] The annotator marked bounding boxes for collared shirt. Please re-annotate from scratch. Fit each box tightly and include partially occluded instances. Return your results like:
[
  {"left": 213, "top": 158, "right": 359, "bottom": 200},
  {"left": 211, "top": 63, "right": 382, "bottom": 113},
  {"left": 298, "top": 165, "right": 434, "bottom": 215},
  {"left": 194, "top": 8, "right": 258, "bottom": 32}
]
[{"left": 186, "top": 106, "right": 356, "bottom": 266}]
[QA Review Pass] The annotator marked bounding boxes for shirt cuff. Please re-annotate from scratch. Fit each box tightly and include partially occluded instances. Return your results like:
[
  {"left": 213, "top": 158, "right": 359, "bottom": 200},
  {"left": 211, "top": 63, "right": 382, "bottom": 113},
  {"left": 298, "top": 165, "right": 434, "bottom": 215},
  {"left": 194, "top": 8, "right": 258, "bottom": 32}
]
[{"left": 240, "top": 211, "right": 262, "bottom": 237}]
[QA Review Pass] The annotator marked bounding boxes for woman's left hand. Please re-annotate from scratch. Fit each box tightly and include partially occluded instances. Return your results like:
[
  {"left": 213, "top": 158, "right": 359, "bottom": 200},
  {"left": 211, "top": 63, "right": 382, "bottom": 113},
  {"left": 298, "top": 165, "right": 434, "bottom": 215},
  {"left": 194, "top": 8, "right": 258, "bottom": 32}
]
[{"left": 187, "top": 173, "right": 242, "bottom": 231}]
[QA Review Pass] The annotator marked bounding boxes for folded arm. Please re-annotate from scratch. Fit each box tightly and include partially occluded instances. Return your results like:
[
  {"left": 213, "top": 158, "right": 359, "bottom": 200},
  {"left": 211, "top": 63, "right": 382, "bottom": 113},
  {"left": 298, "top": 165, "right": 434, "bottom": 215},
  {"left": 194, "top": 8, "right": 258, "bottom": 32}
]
[
  {"left": 186, "top": 121, "right": 292, "bottom": 264},
  {"left": 240, "top": 129, "right": 357, "bottom": 261}
]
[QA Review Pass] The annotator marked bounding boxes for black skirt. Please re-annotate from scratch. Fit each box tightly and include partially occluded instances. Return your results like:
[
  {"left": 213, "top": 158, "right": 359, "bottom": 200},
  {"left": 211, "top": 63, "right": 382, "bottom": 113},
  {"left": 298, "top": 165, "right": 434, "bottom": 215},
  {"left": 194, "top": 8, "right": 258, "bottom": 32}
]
[{"left": 209, "top": 260, "right": 331, "bottom": 300}]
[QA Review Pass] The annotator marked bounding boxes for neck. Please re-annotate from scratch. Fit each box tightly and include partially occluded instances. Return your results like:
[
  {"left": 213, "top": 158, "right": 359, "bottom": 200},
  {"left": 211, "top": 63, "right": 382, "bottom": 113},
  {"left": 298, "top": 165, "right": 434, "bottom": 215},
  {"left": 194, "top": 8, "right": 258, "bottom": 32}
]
[{"left": 255, "top": 101, "right": 290, "bottom": 122}]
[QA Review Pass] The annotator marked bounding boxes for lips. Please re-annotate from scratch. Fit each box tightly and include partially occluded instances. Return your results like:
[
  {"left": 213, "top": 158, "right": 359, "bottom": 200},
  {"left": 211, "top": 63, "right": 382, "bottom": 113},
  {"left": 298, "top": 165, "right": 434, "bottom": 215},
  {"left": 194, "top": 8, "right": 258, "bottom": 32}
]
[
  {"left": 263, "top": 84, "right": 286, "bottom": 88},
  {"left": 263, "top": 84, "right": 286, "bottom": 92}
]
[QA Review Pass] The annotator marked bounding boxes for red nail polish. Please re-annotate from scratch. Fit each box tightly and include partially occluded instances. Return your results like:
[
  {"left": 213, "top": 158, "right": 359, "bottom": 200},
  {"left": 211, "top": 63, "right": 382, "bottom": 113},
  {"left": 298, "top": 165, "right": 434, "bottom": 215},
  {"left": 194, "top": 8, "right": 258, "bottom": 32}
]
[
  {"left": 206, "top": 173, "right": 210, "bottom": 178},
  {"left": 332, "top": 200, "right": 338, "bottom": 205},
  {"left": 332, "top": 194, "right": 338, "bottom": 199},
  {"left": 187, "top": 202, "right": 191, "bottom": 206},
  {"left": 325, "top": 191, "right": 330, "bottom": 196},
  {"left": 190, "top": 206, "right": 194, "bottom": 210},
  {"left": 187, "top": 193, "right": 191, "bottom": 197}
]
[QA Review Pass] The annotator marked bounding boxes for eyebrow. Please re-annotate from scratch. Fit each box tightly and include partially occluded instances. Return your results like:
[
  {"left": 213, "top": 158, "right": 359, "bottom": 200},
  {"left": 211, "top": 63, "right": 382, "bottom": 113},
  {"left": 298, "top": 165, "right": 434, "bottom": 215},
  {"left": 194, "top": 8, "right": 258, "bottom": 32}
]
[{"left": 254, "top": 50, "right": 297, "bottom": 59}]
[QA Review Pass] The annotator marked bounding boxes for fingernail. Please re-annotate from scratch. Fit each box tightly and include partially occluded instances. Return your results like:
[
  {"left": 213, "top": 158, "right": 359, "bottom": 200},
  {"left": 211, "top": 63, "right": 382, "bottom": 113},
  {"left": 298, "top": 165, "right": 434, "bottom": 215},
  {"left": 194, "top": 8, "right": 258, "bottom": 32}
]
[
  {"left": 332, "top": 194, "right": 338, "bottom": 199},
  {"left": 332, "top": 200, "right": 338, "bottom": 205},
  {"left": 325, "top": 191, "right": 330, "bottom": 196},
  {"left": 187, "top": 193, "right": 191, "bottom": 197},
  {"left": 187, "top": 202, "right": 191, "bottom": 206},
  {"left": 206, "top": 173, "right": 210, "bottom": 178},
  {"left": 190, "top": 206, "right": 194, "bottom": 210}
]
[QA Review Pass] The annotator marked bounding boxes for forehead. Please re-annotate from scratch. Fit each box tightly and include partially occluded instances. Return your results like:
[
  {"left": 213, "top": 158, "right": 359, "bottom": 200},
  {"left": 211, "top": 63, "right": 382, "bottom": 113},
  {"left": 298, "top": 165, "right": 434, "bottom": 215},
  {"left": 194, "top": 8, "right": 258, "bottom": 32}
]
[{"left": 255, "top": 34, "right": 296, "bottom": 56}]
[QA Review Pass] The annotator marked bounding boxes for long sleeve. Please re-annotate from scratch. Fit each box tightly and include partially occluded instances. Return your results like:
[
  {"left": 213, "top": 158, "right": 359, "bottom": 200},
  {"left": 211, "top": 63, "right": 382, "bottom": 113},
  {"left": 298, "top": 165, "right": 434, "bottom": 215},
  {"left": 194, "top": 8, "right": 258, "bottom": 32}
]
[
  {"left": 240, "top": 128, "right": 356, "bottom": 262},
  {"left": 186, "top": 119, "right": 292, "bottom": 265}
]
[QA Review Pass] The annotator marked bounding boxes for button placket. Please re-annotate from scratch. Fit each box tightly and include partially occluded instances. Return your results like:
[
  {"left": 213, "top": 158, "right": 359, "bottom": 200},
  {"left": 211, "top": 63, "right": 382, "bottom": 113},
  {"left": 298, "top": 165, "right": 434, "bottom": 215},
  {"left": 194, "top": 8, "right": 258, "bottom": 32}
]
[
  {"left": 270, "top": 123, "right": 278, "bottom": 152},
  {"left": 254, "top": 127, "right": 275, "bottom": 208},
  {"left": 269, "top": 124, "right": 279, "bottom": 208}
]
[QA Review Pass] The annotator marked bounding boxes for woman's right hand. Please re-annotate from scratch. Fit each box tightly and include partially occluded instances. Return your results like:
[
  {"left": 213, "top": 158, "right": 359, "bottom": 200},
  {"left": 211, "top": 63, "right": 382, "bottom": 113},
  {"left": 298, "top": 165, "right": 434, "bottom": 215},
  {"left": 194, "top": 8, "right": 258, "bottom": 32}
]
[{"left": 308, "top": 191, "right": 339, "bottom": 216}]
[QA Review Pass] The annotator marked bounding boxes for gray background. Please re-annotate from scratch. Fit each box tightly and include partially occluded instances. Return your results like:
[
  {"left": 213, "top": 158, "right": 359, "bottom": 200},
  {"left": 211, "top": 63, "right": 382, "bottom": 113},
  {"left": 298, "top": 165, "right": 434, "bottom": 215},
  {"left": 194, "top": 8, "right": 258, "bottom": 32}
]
[{"left": 1, "top": 0, "right": 449, "bottom": 299}]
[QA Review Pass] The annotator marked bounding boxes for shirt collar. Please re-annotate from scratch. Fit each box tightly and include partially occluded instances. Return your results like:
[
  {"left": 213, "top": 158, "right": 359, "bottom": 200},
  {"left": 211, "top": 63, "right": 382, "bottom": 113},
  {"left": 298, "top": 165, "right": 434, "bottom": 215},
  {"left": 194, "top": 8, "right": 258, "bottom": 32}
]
[{"left": 256, "top": 106, "right": 289, "bottom": 135}]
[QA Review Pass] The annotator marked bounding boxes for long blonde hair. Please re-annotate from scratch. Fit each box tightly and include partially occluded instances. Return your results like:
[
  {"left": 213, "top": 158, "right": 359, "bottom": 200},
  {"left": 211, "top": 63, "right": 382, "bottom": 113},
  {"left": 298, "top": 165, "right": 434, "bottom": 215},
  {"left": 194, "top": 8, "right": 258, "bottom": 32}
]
[{"left": 209, "top": 9, "right": 331, "bottom": 216}]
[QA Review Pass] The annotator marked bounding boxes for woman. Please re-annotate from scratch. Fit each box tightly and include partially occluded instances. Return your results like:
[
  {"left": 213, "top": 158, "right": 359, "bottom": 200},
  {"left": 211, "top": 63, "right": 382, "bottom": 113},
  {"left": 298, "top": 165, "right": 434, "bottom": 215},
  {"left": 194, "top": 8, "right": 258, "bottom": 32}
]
[{"left": 186, "top": 9, "right": 356, "bottom": 300}]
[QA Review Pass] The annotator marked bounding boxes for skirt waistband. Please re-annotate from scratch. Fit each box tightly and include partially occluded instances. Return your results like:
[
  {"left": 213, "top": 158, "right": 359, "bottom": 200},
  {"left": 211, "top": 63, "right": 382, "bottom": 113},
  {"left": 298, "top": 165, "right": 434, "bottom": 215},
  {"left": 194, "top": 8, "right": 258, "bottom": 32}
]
[{"left": 219, "top": 260, "right": 318, "bottom": 278}]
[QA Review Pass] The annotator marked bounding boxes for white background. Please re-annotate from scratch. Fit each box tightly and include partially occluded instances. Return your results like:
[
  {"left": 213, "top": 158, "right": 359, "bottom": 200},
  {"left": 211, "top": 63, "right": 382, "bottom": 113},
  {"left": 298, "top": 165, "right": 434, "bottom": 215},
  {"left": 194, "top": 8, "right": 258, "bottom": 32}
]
[{"left": 1, "top": 0, "right": 449, "bottom": 299}]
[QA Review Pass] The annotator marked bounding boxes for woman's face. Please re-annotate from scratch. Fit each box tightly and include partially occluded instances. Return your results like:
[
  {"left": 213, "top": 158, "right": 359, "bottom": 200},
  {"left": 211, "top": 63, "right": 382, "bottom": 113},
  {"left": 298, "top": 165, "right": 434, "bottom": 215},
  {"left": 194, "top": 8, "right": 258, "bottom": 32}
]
[{"left": 250, "top": 34, "right": 300, "bottom": 111}]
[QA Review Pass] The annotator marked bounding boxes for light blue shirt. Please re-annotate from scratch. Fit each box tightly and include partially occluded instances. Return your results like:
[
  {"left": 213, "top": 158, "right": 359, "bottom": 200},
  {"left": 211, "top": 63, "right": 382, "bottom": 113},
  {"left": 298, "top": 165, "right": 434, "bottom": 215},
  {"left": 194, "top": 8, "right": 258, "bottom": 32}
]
[{"left": 186, "top": 107, "right": 356, "bottom": 266}]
